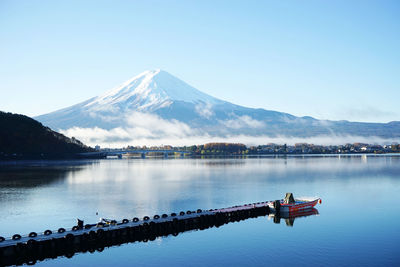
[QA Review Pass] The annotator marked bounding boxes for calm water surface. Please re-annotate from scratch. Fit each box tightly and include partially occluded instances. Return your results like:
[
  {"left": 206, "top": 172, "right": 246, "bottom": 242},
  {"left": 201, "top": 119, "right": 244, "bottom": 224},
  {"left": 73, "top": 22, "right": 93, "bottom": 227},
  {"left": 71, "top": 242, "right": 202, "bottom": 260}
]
[{"left": 0, "top": 155, "right": 399, "bottom": 266}]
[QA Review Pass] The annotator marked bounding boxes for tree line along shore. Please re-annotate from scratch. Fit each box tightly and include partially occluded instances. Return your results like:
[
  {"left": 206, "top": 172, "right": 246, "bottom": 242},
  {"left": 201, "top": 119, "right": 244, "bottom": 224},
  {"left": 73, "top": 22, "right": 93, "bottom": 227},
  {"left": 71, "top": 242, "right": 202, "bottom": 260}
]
[{"left": 123, "top": 142, "right": 400, "bottom": 156}]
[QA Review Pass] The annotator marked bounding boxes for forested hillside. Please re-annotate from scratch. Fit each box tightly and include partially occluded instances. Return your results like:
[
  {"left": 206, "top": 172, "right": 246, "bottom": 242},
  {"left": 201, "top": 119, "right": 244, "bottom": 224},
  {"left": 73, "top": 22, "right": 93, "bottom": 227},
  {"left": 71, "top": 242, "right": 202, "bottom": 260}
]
[{"left": 0, "top": 111, "right": 94, "bottom": 159}]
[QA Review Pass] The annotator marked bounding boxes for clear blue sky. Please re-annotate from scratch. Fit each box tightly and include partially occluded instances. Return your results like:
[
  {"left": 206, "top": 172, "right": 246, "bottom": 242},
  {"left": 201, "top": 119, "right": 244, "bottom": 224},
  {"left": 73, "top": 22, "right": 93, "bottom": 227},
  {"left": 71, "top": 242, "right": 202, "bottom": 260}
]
[{"left": 0, "top": 0, "right": 399, "bottom": 122}]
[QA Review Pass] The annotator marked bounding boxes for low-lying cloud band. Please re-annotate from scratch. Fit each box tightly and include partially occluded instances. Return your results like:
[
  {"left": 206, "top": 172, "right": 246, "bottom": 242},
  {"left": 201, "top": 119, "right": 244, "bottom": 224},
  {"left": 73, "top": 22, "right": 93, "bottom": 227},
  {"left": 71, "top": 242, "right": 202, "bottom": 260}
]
[{"left": 59, "top": 112, "right": 399, "bottom": 147}]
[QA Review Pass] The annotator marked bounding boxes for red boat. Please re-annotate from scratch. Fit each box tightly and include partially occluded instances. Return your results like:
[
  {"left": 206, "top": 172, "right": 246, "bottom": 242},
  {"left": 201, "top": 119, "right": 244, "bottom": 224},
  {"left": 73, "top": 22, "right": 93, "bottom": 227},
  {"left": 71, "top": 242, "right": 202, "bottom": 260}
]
[{"left": 268, "top": 193, "right": 321, "bottom": 213}]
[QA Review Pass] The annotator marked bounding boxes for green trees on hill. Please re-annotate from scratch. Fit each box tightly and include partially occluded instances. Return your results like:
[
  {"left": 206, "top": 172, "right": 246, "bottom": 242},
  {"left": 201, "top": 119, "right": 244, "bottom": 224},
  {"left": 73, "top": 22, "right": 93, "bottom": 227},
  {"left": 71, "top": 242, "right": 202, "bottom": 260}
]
[{"left": 0, "top": 111, "right": 93, "bottom": 159}]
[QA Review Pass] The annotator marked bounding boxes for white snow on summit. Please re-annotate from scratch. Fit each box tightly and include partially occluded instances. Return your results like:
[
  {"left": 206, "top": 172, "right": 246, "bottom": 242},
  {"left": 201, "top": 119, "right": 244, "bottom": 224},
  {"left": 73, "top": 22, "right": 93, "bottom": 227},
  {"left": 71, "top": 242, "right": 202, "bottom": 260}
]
[
  {"left": 84, "top": 69, "right": 222, "bottom": 112},
  {"left": 34, "top": 68, "right": 400, "bottom": 147}
]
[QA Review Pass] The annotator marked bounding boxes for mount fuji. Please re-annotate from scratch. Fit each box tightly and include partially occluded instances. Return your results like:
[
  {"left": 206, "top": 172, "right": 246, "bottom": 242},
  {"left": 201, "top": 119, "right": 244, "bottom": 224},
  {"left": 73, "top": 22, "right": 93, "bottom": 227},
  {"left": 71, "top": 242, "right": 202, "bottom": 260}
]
[{"left": 35, "top": 69, "right": 400, "bottom": 145}]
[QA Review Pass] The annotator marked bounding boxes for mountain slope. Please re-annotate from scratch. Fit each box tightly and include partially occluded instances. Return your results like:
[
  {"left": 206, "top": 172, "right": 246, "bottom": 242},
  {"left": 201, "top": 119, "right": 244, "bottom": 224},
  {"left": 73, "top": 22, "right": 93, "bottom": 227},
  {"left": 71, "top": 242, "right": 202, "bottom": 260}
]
[
  {"left": 35, "top": 70, "right": 400, "bottom": 145},
  {"left": 0, "top": 111, "right": 94, "bottom": 159},
  {"left": 35, "top": 70, "right": 298, "bottom": 131}
]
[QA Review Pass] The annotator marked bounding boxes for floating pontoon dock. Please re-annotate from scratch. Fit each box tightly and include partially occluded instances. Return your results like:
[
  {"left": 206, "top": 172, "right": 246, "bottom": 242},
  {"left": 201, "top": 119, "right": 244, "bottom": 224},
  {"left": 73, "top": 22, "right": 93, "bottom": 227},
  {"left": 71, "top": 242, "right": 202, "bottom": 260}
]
[{"left": 0, "top": 202, "right": 271, "bottom": 266}]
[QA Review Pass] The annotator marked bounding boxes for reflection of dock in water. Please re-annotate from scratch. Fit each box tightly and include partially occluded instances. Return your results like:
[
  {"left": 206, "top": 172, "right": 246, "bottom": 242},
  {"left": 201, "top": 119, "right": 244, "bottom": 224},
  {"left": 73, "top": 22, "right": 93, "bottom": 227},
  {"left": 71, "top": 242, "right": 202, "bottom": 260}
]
[{"left": 269, "top": 208, "right": 319, "bottom": 227}]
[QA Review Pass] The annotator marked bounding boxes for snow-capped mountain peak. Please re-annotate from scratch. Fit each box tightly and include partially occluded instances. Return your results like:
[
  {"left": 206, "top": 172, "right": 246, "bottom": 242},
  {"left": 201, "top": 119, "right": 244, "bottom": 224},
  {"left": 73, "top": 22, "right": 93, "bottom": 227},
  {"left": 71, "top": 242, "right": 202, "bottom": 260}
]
[
  {"left": 34, "top": 69, "right": 400, "bottom": 143},
  {"left": 84, "top": 69, "right": 221, "bottom": 112}
]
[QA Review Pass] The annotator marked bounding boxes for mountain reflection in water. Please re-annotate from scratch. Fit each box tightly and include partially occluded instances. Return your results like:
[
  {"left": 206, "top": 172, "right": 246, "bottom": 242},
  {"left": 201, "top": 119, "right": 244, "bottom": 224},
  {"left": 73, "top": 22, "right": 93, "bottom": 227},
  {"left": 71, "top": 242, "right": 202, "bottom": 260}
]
[{"left": 0, "top": 160, "right": 96, "bottom": 189}]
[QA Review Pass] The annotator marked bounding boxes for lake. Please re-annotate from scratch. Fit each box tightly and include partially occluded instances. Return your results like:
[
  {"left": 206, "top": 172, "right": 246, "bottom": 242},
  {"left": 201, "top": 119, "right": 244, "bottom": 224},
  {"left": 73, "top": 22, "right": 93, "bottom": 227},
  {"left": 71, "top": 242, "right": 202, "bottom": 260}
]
[{"left": 0, "top": 155, "right": 399, "bottom": 266}]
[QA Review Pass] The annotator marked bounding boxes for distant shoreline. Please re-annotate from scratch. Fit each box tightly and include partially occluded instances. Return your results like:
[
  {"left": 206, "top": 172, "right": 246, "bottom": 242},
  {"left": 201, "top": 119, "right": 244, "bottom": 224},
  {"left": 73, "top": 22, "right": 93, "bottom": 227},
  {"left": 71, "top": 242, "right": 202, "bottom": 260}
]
[
  {"left": 1, "top": 152, "right": 399, "bottom": 164},
  {"left": 119, "top": 142, "right": 400, "bottom": 157}
]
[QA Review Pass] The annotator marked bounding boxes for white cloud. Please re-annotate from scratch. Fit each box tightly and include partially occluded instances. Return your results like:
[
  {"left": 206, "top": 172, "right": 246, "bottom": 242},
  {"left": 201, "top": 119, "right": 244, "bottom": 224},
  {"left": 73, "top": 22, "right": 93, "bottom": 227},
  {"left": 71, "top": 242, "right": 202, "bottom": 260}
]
[
  {"left": 124, "top": 112, "right": 195, "bottom": 138},
  {"left": 220, "top": 115, "right": 265, "bottom": 129},
  {"left": 61, "top": 112, "right": 202, "bottom": 147},
  {"left": 195, "top": 102, "right": 214, "bottom": 119},
  {"left": 60, "top": 111, "right": 399, "bottom": 147},
  {"left": 313, "top": 120, "right": 332, "bottom": 127}
]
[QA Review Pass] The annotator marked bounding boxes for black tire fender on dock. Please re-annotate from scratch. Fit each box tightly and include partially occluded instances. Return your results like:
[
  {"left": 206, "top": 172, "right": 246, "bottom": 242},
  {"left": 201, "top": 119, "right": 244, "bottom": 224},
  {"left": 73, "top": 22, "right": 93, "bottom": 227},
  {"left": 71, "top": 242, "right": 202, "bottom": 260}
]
[
  {"left": 273, "top": 200, "right": 281, "bottom": 212},
  {"left": 153, "top": 215, "right": 160, "bottom": 219},
  {"left": 133, "top": 217, "right": 139, "bottom": 222},
  {"left": 44, "top": 230, "right": 52, "bottom": 236},
  {"left": 65, "top": 233, "right": 74, "bottom": 240},
  {"left": 72, "top": 226, "right": 79, "bottom": 231},
  {"left": 171, "top": 212, "right": 177, "bottom": 217},
  {"left": 122, "top": 219, "right": 129, "bottom": 224},
  {"left": 186, "top": 211, "right": 191, "bottom": 215},
  {"left": 179, "top": 211, "right": 185, "bottom": 216},
  {"left": 29, "top": 232, "right": 37, "bottom": 238},
  {"left": 27, "top": 260, "right": 37, "bottom": 265},
  {"left": 58, "top": 228, "right": 66, "bottom": 233},
  {"left": 66, "top": 252, "right": 75, "bottom": 258},
  {"left": 143, "top": 216, "right": 150, "bottom": 221},
  {"left": 162, "top": 214, "right": 168, "bottom": 218},
  {"left": 12, "top": 234, "right": 21, "bottom": 240},
  {"left": 197, "top": 209, "right": 202, "bottom": 213},
  {"left": 27, "top": 239, "right": 37, "bottom": 245},
  {"left": 0, "top": 236, "right": 5, "bottom": 242},
  {"left": 89, "top": 230, "right": 96, "bottom": 238}
]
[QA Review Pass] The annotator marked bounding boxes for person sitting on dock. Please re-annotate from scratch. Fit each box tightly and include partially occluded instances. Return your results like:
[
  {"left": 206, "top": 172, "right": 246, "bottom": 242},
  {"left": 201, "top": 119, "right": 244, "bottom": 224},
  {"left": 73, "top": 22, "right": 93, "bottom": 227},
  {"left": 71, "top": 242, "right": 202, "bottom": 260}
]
[
  {"left": 284, "top": 193, "right": 295, "bottom": 204},
  {"left": 77, "top": 218, "right": 84, "bottom": 229}
]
